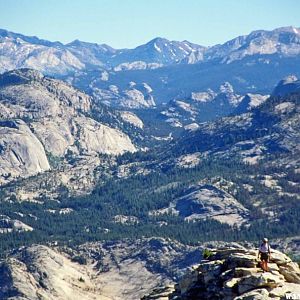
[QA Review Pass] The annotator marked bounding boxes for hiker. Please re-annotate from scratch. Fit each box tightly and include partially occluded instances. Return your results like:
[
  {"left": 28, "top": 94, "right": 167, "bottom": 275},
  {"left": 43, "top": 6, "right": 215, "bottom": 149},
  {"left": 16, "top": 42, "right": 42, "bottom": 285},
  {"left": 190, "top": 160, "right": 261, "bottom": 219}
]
[{"left": 258, "top": 238, "right": 271, "bottom": 272}]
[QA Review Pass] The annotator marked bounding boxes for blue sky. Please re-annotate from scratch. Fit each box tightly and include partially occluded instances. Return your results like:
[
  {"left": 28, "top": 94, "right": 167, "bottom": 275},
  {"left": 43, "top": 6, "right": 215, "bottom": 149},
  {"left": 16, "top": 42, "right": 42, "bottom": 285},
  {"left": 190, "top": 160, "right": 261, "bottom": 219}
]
[{"left": 0, "top": 0, "right": 299, "bottom": 48}]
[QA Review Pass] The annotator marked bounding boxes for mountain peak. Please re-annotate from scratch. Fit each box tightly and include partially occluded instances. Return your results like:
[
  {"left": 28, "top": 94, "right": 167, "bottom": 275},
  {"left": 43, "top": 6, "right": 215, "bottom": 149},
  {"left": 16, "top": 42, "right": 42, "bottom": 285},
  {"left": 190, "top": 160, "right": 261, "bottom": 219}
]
[
  {"left": 145, "top": 37, "right": 170, "bottom": 51},
  {"left": 273, "top": 26, "right": 300, "bottom": 35},
  {"left": 68, "top": 39, "right": 85, "bottom": 46},
  {"left": 148, "top": 37, "right": 169, "bottom": 44},
  {"left": 219, "top": 82, "right": 234, "bottom": 94},
  {"left": 0, "top": 68, "right": 44, "bottom": 87},
  {"left": 0, "top": 28, "right": 63, "bottom": 47},
  {"left": 247, "top": 26, "right": 300, "bottom": 37},
  {"left": 272, "top": 75, "right": 300, "bottom": 96},
  {"left": 282, "top": 74, "right": 298, "bottom": 83}
]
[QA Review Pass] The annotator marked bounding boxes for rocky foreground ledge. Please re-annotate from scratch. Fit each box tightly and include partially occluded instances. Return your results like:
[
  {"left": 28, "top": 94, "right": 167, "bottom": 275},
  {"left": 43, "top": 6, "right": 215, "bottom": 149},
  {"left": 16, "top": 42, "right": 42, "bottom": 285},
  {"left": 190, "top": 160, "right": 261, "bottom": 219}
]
[{"left": 142, "top": 245, "right": 300, "bottom": 300}]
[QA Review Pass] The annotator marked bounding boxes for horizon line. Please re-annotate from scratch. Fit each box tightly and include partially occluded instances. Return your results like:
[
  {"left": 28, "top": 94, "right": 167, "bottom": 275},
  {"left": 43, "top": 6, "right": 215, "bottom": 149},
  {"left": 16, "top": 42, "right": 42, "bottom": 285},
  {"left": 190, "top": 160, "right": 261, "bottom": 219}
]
[{"left": 0, "top": 25, "right": 299, "bottom": 50}]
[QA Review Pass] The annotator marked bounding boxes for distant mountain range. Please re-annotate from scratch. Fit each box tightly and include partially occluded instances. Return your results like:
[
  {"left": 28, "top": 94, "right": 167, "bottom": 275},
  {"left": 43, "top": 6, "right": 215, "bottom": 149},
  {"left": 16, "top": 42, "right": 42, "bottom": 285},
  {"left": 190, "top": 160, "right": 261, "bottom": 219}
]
[
  {"left": 1, "top": 26, "right": 300, "bottom": 111},
  {"left": 1, "top": 26, "right": 300, "bottom": 73}
]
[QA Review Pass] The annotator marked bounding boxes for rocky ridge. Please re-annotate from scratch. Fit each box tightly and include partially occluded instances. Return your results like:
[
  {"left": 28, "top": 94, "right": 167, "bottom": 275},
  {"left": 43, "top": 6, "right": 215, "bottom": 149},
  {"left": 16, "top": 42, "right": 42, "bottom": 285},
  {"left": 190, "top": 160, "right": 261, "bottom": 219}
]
[
  {"left": 91, "top": 81, "right": 156, "bottom": 109},
  {"left": 272, "top": 75, "right": 300, "bottom": 97},
  {"left": 174, "top": 78, "right": 300, "bottom": 166},
  {"left": 204, "top": 26, "right": 300, "bottom": 64},
  {"left": 0, "top": 29, "right": 84, "bottom": 75},
  {"left": 1, "top": 27, "right": 300, "bottom": 74},
  {"left": 143, "top": 245, "right": 300, "bottom": 300},
  {"left": 1, "top": 238, "right": 300, "bottom": 300},
  {"left": 160, "top": 82, "right": 268, "bottom": 125},
  {"left": 0, "top": 214, "right": 33, "bottom": 233}
]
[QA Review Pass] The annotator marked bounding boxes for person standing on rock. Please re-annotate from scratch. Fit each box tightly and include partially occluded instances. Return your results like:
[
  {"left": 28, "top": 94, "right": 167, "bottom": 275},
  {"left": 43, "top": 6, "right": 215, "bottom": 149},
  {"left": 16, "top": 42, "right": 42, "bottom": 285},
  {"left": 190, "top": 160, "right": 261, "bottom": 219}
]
[{"left": 258, "top": 238, "right": 271, "bottom": 272}]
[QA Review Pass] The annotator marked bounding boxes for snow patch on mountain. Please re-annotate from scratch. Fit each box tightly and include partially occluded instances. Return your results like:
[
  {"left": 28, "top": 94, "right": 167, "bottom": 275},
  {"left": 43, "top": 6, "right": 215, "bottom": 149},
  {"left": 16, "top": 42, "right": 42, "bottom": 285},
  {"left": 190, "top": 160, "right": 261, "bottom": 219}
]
[{"left": 154, "top": 43, "right": 162, "bottom": 53}]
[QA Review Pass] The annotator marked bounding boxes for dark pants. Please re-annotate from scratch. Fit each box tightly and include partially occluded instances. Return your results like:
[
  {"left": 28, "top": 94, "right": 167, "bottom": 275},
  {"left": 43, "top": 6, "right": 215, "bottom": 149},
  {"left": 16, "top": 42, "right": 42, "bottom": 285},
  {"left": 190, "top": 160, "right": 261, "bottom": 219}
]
[{"left": 260, "top": 252, "right": 269, "bottom": 261}]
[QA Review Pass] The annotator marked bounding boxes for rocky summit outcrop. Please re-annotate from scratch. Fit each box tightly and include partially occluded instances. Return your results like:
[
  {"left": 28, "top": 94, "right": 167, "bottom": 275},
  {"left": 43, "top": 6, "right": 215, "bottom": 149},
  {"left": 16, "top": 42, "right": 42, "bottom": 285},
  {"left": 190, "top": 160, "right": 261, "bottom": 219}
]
[
  {"left": 272, "top": 75, "right": 300, "bottom": 97},
  {"left": 143, "top": 245, "right": 300, "bottom": 300}
]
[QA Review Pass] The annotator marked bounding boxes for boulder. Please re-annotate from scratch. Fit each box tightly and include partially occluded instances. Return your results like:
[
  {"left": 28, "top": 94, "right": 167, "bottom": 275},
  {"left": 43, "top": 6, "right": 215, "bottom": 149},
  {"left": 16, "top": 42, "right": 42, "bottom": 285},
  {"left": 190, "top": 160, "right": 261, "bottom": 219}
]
[
  {"left": 224, "top": 277, "right": 241, "bottom": 289},
  {"left": 178, "top": 268, "right": 199, "bottom": 294},
  {"left": 222, "top": 280, "right": 240, "bottom": 300},
  {"left": 268, "top": 263, "right": 280, "bottom": 273},
  {"left": 143, "top": 244, "right": 300, "bottom": 300},
  {"left": 238, "top": 273, "right": 285, "bottom": 294},
  {"left": 220, "top": 268, "right": 235, "bottom": 281},
  {"left": 268, "top": 285, "right": 291, "bottom": 298},
  {"left": 197, "top": 260, "right": 224, "bottom": 284},
  {"left": 234, "top": 288, "right": 269, "bottom": 300},
  {"left": 283, "top": 282, "right": 300, "bottom": 294},
  {"left": 212, "top": 247, "right": 248, "bottom": 260},
  {"left": 279, "top": 262, "right": 300, "bottom": 283},
  {"left": 234, "top": 267, "right": 259, "bottom": 277},
  {"left": 270, "top": 249, "right": 292, "bottom": 265},
  {"left": 142, "top": 285, "right": 176, "bottom": 300},
  {"left": 227, "top": 253, "right": 258, "bottom": 269}
]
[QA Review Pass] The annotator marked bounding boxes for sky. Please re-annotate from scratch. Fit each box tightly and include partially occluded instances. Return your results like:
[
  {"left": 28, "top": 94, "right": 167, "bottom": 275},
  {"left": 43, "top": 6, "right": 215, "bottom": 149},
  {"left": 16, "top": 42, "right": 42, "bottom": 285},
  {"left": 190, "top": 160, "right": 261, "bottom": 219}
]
[{"left": 0, "top": 0, "right": 299, "bottom": 49}]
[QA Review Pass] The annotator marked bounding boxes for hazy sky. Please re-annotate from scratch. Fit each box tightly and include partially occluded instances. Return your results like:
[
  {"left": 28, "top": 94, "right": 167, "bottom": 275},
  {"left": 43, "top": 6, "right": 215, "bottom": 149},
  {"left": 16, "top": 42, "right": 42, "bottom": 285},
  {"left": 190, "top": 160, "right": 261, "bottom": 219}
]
[{"left": 1, "top": 0, "right": 299, "bottom": 48}]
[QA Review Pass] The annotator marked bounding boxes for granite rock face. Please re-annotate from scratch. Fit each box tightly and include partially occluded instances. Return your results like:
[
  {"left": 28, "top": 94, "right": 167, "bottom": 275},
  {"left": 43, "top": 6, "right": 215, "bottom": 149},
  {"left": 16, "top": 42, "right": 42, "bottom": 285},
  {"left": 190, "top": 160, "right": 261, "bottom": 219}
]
[
  {"left": 0, "top": 69, "right": 136, "bottom": 188},
  {"left": 150, "top": 184, "right": 249, "bottom": 227},
  {"left": 0, "top": 214, "right": 33, "bottom": 233},
  {"left": 143, "top": 245, "right": 300, "bottom": 300},
  {"left": 91, "top": 81, "right": 156, "bottom": 109},
  {"left": 0, "top": 238, "right": 202, "bottom": 300},
  {"left": 0, "top": 245, "right": 105, "bottom": 300},
  {"left": 0, "top": 120, "right": 50, "bottom": 183}
]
